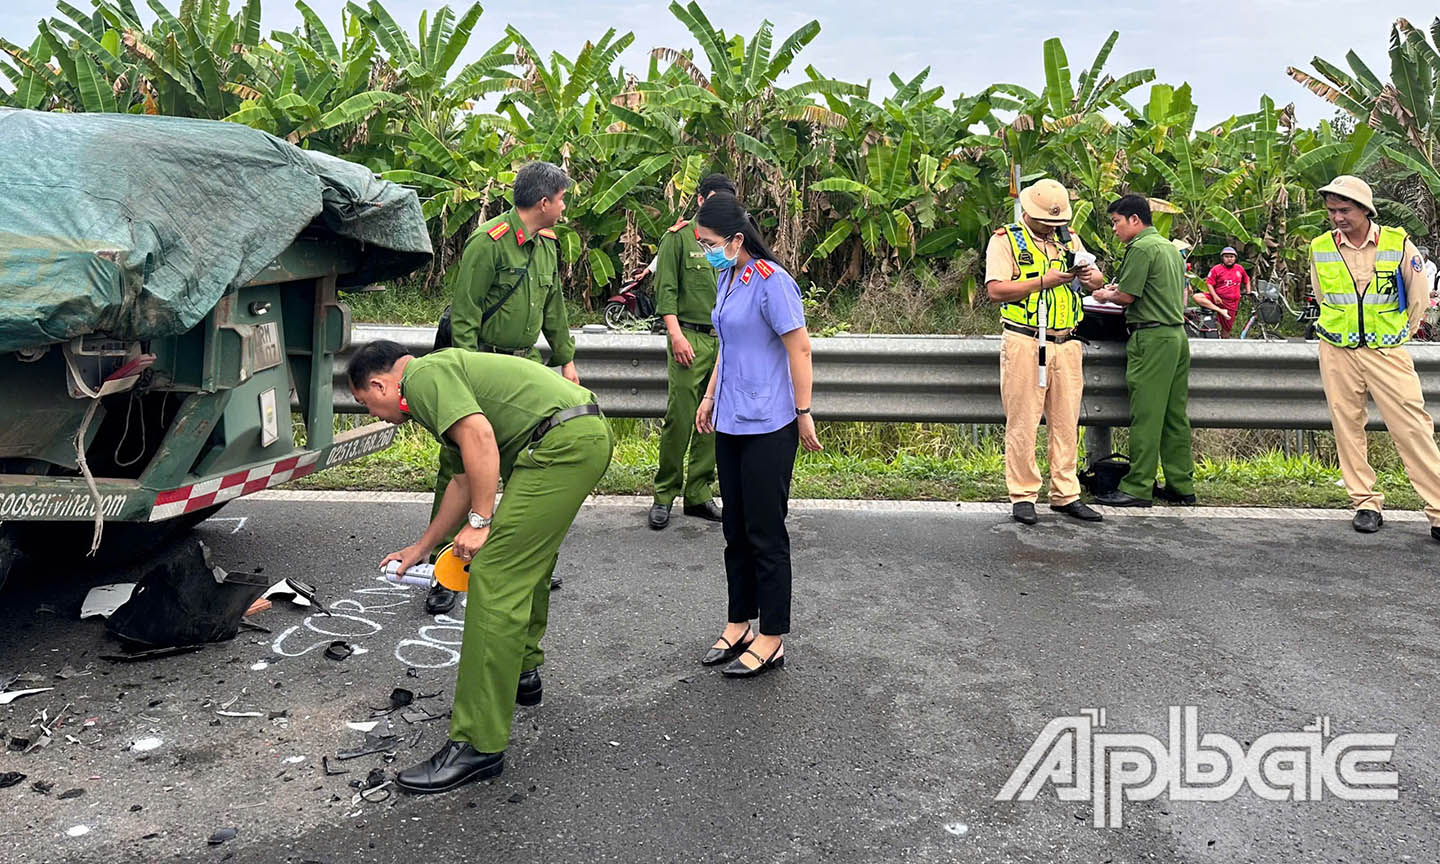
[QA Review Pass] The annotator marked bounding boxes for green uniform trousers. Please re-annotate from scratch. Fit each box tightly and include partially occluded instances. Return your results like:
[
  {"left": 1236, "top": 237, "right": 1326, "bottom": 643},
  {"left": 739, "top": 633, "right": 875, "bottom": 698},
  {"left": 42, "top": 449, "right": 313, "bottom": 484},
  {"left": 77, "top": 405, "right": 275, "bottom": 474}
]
[
  {"left": 430, "top": 346, "right": 545, "bottom": 546},
  {"left": 449, "top": 415, "right": 613, "bottom": 753},
  {"left": 1120, "top": 325, "right": 1196, "bottom": 499},
  {"left": 653, "top": 329, "right": 718, "bottom": 507}
]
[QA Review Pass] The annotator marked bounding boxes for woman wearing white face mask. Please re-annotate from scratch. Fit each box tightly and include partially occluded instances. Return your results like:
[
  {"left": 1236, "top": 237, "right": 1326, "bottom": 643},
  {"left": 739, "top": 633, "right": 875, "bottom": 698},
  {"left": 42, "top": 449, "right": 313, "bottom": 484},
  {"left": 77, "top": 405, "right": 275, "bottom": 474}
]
[{"left": 693, "top": 192, "right": 822, "bottom": 678}]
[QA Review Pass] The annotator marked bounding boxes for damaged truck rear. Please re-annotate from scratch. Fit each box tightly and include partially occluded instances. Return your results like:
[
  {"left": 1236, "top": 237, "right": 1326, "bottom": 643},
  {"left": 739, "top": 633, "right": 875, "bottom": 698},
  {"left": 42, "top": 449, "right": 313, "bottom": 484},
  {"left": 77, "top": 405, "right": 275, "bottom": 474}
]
[{"left": 0, "top": 109, "right": 432, "bottom": 588}]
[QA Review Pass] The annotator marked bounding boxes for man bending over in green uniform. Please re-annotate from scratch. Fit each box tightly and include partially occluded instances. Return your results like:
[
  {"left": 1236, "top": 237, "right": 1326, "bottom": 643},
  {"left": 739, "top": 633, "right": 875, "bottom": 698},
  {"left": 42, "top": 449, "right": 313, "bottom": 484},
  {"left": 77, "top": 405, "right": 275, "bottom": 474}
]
[
  {"left": 349, "top": 340, "right": 613, "bottom": 794},
  {"left": 649, "top": 173, "right": 735, "bottom": 530}
]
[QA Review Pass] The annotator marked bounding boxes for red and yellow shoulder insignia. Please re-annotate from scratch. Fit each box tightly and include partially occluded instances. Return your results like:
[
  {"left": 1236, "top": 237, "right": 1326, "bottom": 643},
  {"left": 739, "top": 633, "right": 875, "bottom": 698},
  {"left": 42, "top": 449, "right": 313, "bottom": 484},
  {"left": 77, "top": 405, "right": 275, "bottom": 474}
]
[
  {"left": 486, "top": 222, "right": 511, "bottom": 241},
  {"left": 739, "top": 264, "right": 753, "bottom": 285},
  {"left": 754, "top": 259, "right": 775, "bottom": 279},
  {"left": 538, "top": 227, "right": 558, "bottom": 240},
  {"left": 667, "top": 219, "right": 690, "bottom": 233}
]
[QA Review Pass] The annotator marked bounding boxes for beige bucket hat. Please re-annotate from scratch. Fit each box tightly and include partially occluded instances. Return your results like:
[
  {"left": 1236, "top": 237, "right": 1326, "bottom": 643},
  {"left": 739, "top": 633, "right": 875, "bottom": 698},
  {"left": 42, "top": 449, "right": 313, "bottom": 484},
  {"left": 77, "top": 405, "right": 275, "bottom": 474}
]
[
  {"left": 1318, "top": 175, "right": 1376, "bottom": 217},
  {"left": 1020, "top": 178, "right": 1073, "bottom": 225}
]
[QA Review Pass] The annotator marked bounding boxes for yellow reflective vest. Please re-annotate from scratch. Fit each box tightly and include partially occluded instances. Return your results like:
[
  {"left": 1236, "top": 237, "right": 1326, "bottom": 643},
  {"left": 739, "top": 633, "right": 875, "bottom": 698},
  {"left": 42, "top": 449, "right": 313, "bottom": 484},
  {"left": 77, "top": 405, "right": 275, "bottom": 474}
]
[
  {"left": 1311, "top": 227, "right": 1410, "bottom": 348},
  {"left": 998, "top": 222, "right": 1082, "bottom": 330}
]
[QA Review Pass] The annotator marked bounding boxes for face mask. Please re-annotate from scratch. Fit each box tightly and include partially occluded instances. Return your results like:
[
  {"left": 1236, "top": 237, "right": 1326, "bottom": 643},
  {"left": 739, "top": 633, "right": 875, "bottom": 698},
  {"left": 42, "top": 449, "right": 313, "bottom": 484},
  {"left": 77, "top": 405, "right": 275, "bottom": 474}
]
[{"left": 706, "top": 237, "right": 737, "bottom": 270}]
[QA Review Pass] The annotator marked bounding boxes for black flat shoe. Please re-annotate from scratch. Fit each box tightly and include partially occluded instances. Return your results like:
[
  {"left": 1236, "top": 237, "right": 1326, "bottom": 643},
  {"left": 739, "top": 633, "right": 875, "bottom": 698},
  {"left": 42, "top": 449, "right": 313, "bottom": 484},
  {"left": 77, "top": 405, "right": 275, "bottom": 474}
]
[
  {"left": 722, "top": 642, "right": 785, "bottom": 678},
  {"left": 516, "top": 668, "right": 542, "bottom": 706},
  {"left": 701, "top": 626, "right": 754, "bottom": 666},
  {"left": 1051, "top": 500, "right": 1103, "bottom": 522},
  {"left": 1153, "top": 484, "right": 1197, "bottom": 505},
  {"left": 550, "top": 574, "right": 563, "bottom": 591},
  {"left": 683, "top": 500, "right": 723, "bottom": 522},
  {"left": 1353, "top": 510, "right": 1383, "bottom": 533},
  {"left": 1094, "top": 490, "right": 1152, "bottom": 508},
  {"left": 1011, "top": 501, "right": 1038, "bottom": 525},
  {"left": 395, "top": 740, "right": 503, "bottom": 794},
  {"left": 425, "top": 583, "right": 458, "bottom": 615},
  {"left": 648, "top": 502, "right": 671, "bottom": 530}
]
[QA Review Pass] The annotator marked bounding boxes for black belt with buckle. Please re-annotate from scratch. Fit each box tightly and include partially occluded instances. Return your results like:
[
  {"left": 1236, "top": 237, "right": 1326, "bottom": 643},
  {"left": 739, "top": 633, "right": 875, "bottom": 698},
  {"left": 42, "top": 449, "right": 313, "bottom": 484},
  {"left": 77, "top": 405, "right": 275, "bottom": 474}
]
[
  {"left": 1125, "top": 321, "right": 1172, "bottom": 334},
  {"left": 1003, "top": 322, "right": 1078, "bottom": 344},
  {"left": 531, "top": 403, "right": 603, "bottom": 443},
  {"left": 478, "top": 343, "right": 533, "bottom": 357},
  {"left": 678, "top": 321, "right": 717, "bottom": 337}
]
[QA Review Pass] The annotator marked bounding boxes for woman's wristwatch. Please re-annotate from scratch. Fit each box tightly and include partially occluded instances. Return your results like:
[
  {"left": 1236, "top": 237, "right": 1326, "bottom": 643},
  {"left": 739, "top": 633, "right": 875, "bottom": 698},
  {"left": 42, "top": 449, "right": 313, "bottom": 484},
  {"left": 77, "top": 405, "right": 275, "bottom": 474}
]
[{"left": 796, "top": 407, "right": 811, "bottom": 416}]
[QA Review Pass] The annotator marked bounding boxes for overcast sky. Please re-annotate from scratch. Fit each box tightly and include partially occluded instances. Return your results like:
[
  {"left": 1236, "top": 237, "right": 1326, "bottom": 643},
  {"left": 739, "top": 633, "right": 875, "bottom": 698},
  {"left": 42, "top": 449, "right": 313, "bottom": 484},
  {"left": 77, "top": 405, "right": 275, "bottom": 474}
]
[{"left": 2, "top": 0, "right": 1432, "bottom": 126}]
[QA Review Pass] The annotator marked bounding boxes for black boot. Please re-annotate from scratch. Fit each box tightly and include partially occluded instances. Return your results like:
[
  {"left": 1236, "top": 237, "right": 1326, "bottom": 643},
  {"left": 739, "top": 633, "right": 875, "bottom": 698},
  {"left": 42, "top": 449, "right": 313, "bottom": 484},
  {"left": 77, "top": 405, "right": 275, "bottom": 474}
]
[
  {"left": 1011, "top": 501, "right": 1038, "bottom": 525},
  {"left": 516, "top": 668, "right": 542, "bottom": 706},
  {"left": 1352, "top": 510, "right": 1383, "bottom": 533},
  {"left": 682, "top": 500, "right": 723, "bottom": 522},
  {"left": 424, "top": 583, "right": 457, "bottom": 615},
  {"left": 395, "top": 740, "right": 503, "bottom": 794}
]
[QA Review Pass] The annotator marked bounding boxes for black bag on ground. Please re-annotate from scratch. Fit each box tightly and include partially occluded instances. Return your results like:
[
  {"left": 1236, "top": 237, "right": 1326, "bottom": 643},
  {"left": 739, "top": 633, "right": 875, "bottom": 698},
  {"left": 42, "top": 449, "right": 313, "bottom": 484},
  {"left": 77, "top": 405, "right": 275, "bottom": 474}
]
[{"left": 1079, "top": 452, "right": 1130, "bottom": 497}]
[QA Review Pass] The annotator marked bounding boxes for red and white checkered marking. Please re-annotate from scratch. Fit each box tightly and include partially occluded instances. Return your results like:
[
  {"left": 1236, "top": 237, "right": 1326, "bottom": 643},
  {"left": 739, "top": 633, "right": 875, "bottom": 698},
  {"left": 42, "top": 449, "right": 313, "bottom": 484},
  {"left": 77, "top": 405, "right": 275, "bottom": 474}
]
[{"left": 149, "top": 452, "right": 321, "bottom": 521}]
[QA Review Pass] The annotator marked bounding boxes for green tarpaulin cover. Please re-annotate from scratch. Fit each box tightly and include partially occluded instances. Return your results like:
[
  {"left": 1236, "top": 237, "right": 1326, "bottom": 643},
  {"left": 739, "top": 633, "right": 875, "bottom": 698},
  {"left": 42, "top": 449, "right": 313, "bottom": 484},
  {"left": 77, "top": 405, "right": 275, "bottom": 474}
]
[{"left": 0, "top": 109, "right": 432, "bottom": 351}]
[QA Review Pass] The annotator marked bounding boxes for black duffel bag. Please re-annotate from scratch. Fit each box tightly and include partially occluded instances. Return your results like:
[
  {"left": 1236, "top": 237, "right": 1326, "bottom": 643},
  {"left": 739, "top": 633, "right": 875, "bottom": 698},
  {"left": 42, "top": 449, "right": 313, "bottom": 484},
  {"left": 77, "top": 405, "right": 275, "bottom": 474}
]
[{"left": 1078, "top": 452, "right": 1131, "bottom": 497}]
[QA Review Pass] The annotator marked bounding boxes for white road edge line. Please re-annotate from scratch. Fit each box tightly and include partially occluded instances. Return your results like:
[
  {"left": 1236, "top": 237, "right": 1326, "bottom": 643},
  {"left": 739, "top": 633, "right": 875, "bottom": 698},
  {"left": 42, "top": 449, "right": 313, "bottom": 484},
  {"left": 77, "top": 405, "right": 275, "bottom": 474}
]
[{"left": 245, "top": 490, "right": 1431, "bottom": 522}]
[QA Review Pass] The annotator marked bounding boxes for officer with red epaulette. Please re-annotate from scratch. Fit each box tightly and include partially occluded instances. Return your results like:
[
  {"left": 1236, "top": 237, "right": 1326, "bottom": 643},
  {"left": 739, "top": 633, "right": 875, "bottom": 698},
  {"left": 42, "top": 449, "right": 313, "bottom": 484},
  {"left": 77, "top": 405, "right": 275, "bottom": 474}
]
[
  {"left": 648, "top": 174, "right": 735, "bottom": 530},
  {"left": 425, "top": 161, "right": 580, "bottom": 615}
]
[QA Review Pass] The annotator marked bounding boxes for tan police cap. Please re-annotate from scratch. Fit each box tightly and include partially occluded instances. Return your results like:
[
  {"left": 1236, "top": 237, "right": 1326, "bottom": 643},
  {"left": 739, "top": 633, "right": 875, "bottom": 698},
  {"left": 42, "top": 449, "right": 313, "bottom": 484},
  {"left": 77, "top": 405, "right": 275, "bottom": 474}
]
[
  {"left": 1020, "top": 178, "right": 1073, "bottom": 225},
  {"left": 1318, "top": 175, "right": 1376, "bottom": 217}
]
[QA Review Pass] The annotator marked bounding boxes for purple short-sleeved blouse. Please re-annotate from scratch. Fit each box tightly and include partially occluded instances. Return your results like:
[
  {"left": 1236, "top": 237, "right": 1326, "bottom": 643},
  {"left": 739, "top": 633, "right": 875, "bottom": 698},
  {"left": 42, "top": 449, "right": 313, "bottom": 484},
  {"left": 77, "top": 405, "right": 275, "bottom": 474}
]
[{"left": 711, "top": 258, "right": 807, "bottom": 435}]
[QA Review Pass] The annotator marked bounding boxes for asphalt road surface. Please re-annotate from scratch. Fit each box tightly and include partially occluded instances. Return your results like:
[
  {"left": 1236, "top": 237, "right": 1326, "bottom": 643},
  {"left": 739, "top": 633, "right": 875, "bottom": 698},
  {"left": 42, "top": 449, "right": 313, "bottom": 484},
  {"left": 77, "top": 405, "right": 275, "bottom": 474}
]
[{"left": 1, "top": 494, "right": 1438, "bottom": 864}]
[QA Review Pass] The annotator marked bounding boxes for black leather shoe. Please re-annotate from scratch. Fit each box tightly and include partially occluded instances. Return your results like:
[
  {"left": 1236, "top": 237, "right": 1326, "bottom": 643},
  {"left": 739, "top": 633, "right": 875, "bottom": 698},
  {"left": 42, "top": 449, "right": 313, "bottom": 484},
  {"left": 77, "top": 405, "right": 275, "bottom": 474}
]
[
  {"left": 1094, "top": 490, "right": 1152, "bottom": 508},
  {"left": 516, "top": 669, "right": 542, "bottom": 706},
  {"left": 1011, "top": 501, "right": 1038, "bottom": 525},
  {"left": 1431, "top": 526, "right": 1440, "bottom": 543},
  {"left": 1051, "top": 500, "right": 1103, "bottom": 522},
  {"left": 722, "top": 641, "right": 785, "bottom": 678},
  {"left": 425, "top": 583, "right": 458, "bottom": 615},
  {"left": 683, "top": 500, "right": 723, "bottom": 522},
  {"left": 648, "top": 502, "right": 671, "bottom": 530},
  {"left": 1353, "top": 510, "right": 1383, "bottom": 533},
  {"left": 395, "top": 740, "right": 503, "bottom": 794},
  {"left": 550, "top": 574, "right": 562, "bottom": 591},
  {"left": 701, "top": 626, "right": 754, "bottom": 666},
  {"left": 1153, "top": 484, "right": 1198, "bottom": 505}
]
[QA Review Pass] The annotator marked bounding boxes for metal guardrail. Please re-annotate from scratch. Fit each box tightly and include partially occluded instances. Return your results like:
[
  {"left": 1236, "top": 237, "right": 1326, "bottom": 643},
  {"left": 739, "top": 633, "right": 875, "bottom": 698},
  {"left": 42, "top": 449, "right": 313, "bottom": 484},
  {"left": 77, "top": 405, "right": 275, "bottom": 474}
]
[{"left": 333, "top": 324, "right": 1440, "bottom": 432}]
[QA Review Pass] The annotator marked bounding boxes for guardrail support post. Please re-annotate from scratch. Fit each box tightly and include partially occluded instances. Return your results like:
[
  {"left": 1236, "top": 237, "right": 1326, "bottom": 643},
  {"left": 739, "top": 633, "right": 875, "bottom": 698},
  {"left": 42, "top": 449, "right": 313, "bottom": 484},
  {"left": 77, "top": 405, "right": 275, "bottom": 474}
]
[{"left": 1083, "top": 425, "right": 1113, "bottom": 466}]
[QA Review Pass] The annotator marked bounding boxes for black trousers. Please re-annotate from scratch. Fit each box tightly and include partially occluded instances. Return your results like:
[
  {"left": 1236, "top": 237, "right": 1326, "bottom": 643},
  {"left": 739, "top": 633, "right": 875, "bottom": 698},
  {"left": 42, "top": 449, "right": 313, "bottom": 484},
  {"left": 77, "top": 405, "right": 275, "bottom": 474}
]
[{"left": 715, "top": 421, "right": 798, "bottom": 635}]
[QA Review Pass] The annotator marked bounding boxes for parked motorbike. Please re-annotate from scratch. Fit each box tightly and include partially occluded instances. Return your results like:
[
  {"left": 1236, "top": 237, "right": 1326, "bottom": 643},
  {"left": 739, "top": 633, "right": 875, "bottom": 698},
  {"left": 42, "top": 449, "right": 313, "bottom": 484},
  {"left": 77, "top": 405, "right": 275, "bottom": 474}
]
[{"left": 604, "top": 259, "right": 660, "bottom": 331}]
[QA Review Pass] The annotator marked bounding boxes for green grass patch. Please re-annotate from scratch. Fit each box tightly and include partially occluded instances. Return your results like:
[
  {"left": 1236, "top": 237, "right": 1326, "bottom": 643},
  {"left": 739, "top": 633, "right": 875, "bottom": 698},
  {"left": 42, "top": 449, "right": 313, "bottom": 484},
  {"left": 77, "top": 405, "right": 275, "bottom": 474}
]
[{"left": 294, "top": 416, "right": 1429, "bottom": 511}]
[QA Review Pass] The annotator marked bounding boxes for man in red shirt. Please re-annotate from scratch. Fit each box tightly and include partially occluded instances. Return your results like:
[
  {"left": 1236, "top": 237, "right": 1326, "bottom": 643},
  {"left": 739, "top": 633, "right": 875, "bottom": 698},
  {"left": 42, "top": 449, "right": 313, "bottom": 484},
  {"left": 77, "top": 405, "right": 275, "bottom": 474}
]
[{"left": 1204, "top": 246, "right": 1251, "bottom": 337}]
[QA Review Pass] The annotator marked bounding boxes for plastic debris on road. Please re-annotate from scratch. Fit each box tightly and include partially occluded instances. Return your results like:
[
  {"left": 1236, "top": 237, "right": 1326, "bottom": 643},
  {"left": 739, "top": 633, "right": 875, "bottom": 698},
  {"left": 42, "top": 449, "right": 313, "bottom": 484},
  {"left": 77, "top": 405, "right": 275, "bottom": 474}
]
[{"left": 80, "top": 584, "right": 136, "bottom": 619}]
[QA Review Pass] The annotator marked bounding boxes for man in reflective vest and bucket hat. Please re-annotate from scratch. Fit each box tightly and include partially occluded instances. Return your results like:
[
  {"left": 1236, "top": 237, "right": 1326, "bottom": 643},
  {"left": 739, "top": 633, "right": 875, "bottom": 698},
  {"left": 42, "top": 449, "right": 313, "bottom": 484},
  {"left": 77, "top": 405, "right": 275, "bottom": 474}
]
[
  {"left": 985, "top": 178, "right": 1106, "bottom": 525},
  {"left": 1310, "top": 175, "right": 1440, "bottom": 541}
]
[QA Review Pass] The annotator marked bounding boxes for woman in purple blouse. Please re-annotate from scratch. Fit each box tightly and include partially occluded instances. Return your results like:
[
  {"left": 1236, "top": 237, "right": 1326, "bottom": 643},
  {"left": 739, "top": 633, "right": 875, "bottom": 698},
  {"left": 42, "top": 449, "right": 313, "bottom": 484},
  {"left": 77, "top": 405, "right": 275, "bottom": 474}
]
[{"left": 693, "top": 193, "right": 822, "bottom": 678}]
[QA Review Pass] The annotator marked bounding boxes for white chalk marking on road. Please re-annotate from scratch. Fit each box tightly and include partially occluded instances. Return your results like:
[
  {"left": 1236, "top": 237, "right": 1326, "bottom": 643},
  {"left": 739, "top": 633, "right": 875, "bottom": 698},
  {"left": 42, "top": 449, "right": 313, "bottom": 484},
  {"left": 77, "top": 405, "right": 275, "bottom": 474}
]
[
  {"left": 204, "top": 516, "right": 248, "bottom": 534},
  {"left": 246, "top": 490, "right": 1431, "bottom": 523}
]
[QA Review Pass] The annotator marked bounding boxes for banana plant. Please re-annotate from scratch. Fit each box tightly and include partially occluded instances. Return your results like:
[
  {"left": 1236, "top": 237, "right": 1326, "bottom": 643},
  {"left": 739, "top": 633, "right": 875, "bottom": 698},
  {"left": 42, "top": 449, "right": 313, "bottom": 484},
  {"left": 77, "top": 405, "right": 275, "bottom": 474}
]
[{"left": 1289, "top": 17, "right": 1440, "bottom": 241}]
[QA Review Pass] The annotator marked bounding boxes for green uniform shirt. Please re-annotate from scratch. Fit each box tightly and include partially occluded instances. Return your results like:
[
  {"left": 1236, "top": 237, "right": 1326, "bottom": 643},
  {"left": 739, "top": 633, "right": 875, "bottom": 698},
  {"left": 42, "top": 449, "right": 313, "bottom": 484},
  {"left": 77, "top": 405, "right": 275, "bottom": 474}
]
[
  {"left": 654, "top": 219, "right": 718, "bottom": 325},
  {"left": 449, "top": 209, "right": 576, "bottom": 366},
  {"left": 1114, "top": 227, "right": 1186, "bottom": 326},
  {"left": 401, "top": 348, "right": 593, "bottom": 481}
]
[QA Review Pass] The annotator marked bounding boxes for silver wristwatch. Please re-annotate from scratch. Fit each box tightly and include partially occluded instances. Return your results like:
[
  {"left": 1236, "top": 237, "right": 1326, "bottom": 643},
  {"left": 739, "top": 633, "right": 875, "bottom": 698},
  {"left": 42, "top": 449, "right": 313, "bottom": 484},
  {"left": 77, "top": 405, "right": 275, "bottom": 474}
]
[{"left": 467, "top": 511, "right": 492, "bottom": 529}]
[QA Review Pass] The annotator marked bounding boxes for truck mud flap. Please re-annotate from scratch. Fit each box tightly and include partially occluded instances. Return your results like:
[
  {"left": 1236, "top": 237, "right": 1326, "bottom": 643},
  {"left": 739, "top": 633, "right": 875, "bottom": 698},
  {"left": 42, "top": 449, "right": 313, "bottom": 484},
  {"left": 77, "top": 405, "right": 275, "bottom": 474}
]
[{"left": 105, "top": 538, "right": 268, "bottom": 649}]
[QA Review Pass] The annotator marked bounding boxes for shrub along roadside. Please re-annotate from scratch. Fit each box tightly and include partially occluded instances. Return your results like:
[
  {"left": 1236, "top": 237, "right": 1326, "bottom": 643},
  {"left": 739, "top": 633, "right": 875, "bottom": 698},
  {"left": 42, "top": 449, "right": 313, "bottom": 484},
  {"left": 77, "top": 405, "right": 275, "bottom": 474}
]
[{"left": 294, "top": 416, "right": 1428, "bottom": 512}]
